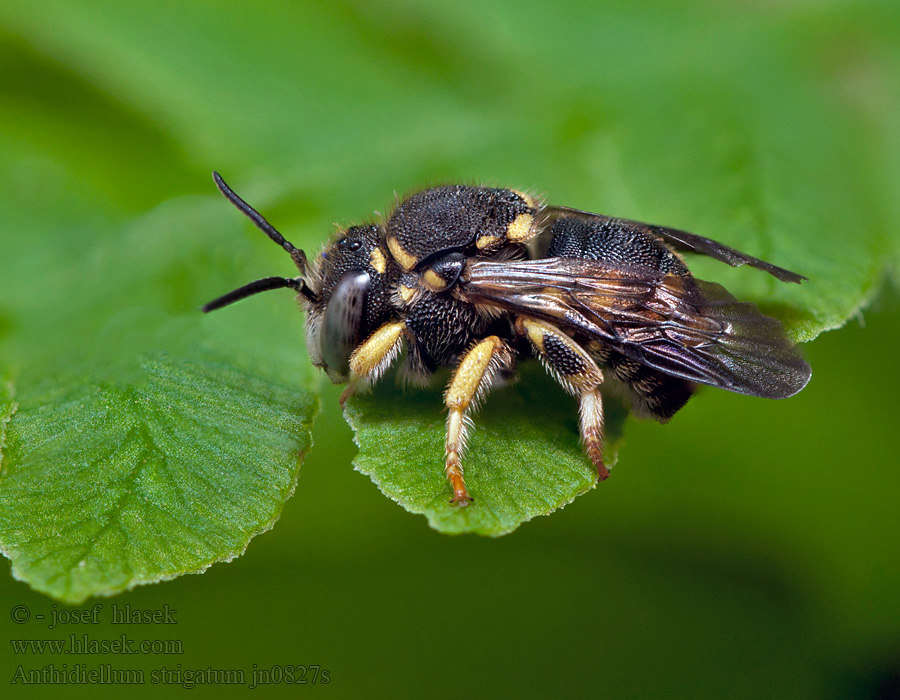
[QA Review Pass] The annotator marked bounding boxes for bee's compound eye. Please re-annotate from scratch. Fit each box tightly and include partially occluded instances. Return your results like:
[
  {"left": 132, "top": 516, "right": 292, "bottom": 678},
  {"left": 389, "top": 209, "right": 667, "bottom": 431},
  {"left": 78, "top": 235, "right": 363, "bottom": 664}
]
[{"left": 320, "top": 269, "right": 371, "bottom": 375}]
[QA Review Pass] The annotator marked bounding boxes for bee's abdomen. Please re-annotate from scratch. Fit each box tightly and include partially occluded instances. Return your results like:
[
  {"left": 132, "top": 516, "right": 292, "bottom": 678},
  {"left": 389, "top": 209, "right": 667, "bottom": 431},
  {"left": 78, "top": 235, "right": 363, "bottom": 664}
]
[
  {"left": 546, "top": 215, "right": 690, "bottom": 275},
  {"left": 605, "top": 352, "right": 695, "bottom": 422}
]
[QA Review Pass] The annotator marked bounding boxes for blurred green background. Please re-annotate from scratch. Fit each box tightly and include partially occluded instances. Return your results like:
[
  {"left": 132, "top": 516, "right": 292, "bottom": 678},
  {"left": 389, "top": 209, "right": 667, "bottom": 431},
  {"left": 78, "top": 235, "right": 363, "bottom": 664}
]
[{"left": 1, "top": 0, "right": 899, "bottom": 698}]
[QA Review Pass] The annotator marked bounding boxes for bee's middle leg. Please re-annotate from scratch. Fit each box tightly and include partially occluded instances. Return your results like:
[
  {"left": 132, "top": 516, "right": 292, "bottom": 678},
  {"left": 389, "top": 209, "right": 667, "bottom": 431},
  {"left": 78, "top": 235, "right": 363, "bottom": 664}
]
[
  {"left": 444, "top": 335, "right": 513, "bottom": 506},
  {"left": 515, "top": 316, "right": 609, "bottom": 480}
]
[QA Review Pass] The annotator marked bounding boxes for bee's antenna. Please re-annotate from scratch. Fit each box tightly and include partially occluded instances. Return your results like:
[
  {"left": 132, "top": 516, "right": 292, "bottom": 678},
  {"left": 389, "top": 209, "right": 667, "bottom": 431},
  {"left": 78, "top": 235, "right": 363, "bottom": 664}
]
[
  {"left": 213, "top": 171, "right": 309, "bottom": 274},
  {"left": 202, "top": 276, "right": 316, "bottom": 313}
]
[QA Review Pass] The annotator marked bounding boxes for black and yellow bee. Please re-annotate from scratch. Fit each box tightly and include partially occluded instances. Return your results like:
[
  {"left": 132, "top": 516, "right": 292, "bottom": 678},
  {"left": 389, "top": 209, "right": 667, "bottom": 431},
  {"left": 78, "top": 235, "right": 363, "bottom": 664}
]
[{"left": 204, "top": 173, "right": 811, "bottom": 506}]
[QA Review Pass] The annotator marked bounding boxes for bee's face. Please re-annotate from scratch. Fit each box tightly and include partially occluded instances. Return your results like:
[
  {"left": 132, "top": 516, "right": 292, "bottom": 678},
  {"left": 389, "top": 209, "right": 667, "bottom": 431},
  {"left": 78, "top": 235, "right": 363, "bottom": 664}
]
[{"left": 305, "top": 225, "right": 395, "bottom": 382}]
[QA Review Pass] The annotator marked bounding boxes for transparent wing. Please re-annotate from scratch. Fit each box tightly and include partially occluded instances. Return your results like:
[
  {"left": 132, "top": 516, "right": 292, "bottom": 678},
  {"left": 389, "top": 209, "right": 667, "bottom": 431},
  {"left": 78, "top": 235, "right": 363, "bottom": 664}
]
[{"left": 460, "top": 257, "right": 811, "bottom": 398}]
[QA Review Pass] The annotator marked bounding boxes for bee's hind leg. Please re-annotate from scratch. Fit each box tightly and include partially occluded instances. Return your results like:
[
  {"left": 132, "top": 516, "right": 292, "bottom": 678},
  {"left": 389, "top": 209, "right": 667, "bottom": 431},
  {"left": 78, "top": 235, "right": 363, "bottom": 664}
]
[{"left": 515, "top": 317, "right": 608, "bottom": 481}]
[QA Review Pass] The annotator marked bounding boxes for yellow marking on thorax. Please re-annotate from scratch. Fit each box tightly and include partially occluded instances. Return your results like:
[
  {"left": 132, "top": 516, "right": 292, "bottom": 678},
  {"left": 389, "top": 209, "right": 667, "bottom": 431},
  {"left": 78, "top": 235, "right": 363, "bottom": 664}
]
[
  {"left": 476, "top": 233, "right": 501, "bottom": 250},
  {"left": 398, "top": 284, "right": 417, "bottom": 304},
  {"left": 422, "top": 269, "right": 448, "bottom": 291},
  {"left": 369, "top": 247, "right": 387, "bottom": 274},
  {"left": 387, "top": 236, "right": 418, "bottom": 271},
  {"left": 512, "top": 190, "right": 535, "bottom": 209},
  {"left": 506, "top": 212, "right": 535, "bottom": 242}
]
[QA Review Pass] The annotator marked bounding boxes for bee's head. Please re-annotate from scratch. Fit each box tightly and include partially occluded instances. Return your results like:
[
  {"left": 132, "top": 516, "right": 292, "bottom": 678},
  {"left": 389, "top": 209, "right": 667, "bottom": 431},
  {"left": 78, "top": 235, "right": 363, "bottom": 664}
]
[
  {"left": 305, "top": 225, "right": 395, "bottom": 382},
  {"left": 203, "top": 173, "right": 394, "bottom": 383}
]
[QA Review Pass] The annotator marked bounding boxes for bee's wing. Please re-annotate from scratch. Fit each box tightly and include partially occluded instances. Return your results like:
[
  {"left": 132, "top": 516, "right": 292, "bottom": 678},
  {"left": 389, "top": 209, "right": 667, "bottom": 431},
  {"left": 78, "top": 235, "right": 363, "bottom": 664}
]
[
  {"left": 545, "top": 206, "right": 807, "bottom": 284},
  {"left": 461, "top": 258, "right": 811, "bottom": 398}
]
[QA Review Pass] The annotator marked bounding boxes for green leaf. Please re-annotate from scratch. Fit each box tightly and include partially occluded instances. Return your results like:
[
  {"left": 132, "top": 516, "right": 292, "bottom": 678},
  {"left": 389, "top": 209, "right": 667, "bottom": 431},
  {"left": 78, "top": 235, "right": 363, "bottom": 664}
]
[
  {"left": 0, "top": 375, "right": 14, "bottom": 468},
  {"left": 346, "top": 365, "right": 628, "bottom": 536},
  {"left": 0, "top": 356, "right": 316, "bottom": 604}
]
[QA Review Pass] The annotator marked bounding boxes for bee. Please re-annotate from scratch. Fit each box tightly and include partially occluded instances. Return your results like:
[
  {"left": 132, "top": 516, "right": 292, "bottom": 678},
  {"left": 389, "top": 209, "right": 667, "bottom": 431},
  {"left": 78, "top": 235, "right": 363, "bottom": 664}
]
[{"left": 203, "top": 172, "right": 811, "bottom": 506}]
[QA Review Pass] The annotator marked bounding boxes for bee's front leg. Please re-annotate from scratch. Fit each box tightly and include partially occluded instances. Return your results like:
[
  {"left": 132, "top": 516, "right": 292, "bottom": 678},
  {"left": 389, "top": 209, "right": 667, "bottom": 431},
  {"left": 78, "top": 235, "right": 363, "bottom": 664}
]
[
  {"left": 443, "top": 336, "right": 513, "bottom": 506},
  {"left": 342, "top": 321, "right": 407, "bottom": 405}
]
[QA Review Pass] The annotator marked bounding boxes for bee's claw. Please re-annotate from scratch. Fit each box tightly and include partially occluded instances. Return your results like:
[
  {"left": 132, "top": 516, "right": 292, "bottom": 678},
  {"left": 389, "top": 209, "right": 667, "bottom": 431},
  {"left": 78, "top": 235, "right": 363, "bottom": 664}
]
[{"left": 450, "top": 491, "right": 473, "bottom": 507}]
